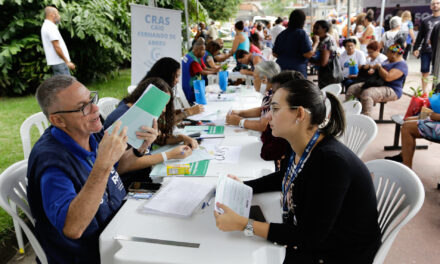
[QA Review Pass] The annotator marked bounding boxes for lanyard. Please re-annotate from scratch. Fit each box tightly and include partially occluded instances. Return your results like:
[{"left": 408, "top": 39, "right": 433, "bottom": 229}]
[{"left": 281, "top": 130, "right": 320, "bottom": 212}]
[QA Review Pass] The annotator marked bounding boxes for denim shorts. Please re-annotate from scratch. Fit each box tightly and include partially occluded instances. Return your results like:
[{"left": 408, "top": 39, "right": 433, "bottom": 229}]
[
  {"left": 418, "top": 119, "right": 440, "bottom": 141},
  {"left": 51, "top": 63, "right": 71, "bottom": 76},
  {"left": 420, "top": 52, "right": 431, "bottom": 73}
]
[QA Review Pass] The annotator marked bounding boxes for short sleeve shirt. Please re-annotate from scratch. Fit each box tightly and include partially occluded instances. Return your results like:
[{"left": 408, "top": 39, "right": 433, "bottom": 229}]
[
  {"left": 339, "top": 50, "right": 366, "bottom": 77},
  {"left": 382, "top": 60, "right": 408, "bottom": 98},
  {"left": 41, "top": 19, "right": 70, "bottom": 65},
  {"left": 189, "top": 59, "right": 206, "bottom": 77},
  {"left": 273, "top": 28, "right": 312, "bottom": 77},
  {"left": 366, "top": 53, "right": 388, "bottom": 66}
]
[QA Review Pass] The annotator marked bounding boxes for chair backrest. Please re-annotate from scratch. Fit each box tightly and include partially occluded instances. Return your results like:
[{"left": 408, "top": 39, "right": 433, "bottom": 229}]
[
  {"left": 97, "top": 97, "right": 120, "bottom": 120},
  {"left": 20, "top": 112, "right": 49, "bottom": 160},
  {"left": 0, "top": 160, "right": 48, "bottom": 264},
  {"left": 342, "top": 100, "right": 362, "bottom": 115},
  {"left": 339, "top": 114, "right": 377, "bottom": 158},
  {"left": 127, "top": 85, "right": 136, "bottom": 94},
  {"left": 261, "top": 48, "right": 272, "bottom": 61},
  {"left": 365, "top": 160, "right": 425, "bottom": 264},
  {"left": 322, "top": 83, "right": 342, "bottom": 96}
]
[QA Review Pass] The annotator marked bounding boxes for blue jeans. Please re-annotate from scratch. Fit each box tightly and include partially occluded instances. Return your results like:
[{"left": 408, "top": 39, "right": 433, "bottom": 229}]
[
  {"left": 51, "top": 63, "right": 71, "bottom": 76},
  {"left": 420, "top": 52, "right": 431, "bottom": 74}
]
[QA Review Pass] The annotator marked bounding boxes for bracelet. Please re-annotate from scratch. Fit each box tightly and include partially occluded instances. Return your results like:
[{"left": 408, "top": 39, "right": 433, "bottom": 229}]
[
  {"left": 239, "top": 119, "right": 246, "bottom": 128},
  {"left": 132, "top": 148, "right": 144, "bottom": 158},
  {"left": 161, "top": 152, "right": 168, "bottom": 162}
]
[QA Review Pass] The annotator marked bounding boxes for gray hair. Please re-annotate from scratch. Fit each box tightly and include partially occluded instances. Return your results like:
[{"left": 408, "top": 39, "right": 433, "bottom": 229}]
[
  {"left": 254, "top": 61, "right": 281, "bottom": 79},
  {"left": 36, "top": 75, "right": 77, "bottom": 117},
  {"left": 389, "top": 16, "right": 402, "bottom": 29}
]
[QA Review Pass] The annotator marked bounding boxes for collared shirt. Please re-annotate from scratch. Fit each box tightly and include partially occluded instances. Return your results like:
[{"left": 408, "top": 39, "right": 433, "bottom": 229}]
[{"left": 40, "top": 126, "right": 124, "bottom": 235}]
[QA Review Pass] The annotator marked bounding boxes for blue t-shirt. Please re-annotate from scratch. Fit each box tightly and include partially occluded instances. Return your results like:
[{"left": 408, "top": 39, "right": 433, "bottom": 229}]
[
  {"left": 382, "top": 60, "right": 408, "bottom": 98},
  {"left": 272, "top": 28, "right": 312, "bottom": 77},
  {"left": 40, "top": 127, "right": 124, "bottom": 236}
]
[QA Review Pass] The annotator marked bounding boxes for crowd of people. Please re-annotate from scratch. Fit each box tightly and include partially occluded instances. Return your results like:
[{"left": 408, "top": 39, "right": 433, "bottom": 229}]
[{"left": 24, "top": 1, "right": 440, "bottom": 263}]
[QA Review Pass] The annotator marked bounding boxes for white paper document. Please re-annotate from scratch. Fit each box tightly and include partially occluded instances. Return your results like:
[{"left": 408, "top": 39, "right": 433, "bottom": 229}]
[
  {"left": 143, "top": 177, "right": 215, "bottom": 218},
  {"left": 209, "top": 146, "right": 241, "bottom": 164},
  {"left": 215, "top": 174, "right": 252, "bottom": 218},
  {"left": 188, "top": 110, "right": 217, "bottom": 120}
]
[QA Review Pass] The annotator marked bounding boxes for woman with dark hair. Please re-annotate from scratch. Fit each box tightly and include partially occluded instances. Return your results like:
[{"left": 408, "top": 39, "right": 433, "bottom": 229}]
[
  {"left": 340, "top": 37, "right": 366, "bottom": 90},
  {"left": 143, "top": 57, "right": 204, "bottom": 122},
  {"left": 229, "top": 20, "right": 250, "bottom": 59},
  {"left": 103, "top": 77, "right": 197, "bottom": 189},
  {"left": 346, "top": 44, "right": 408, "bottom": 117},
  {"left": 310, "top": 20, "right": 341, "bottom": 88},
  {"left": 214, "top": 79, "right": 381, "bottom": 264},
  {"left": 249, "top": 32, "right": 263, "bottom": 54},
  {"left": 359, "top": 10, "right": 377, "bottom": 53},
  {"left": 272, "top": 9, "right": 318, "bottom": 77}
]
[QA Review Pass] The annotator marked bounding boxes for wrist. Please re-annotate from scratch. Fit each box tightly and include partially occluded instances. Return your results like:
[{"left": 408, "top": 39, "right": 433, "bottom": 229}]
[
  {"left": 239, "top": 119, "right": 246, "bottom": 128},
  {"left": 162, "top": 152, "right": 169, "bottom": 162},
  {"left": 240, "top": 217, "right": 249, "bottom": 231}
]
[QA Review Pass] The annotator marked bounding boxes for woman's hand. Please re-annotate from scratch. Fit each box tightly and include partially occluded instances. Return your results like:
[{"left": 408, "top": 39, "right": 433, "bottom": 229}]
[
  {"left": 227, "top": 174, "right": 243, "bottom": 183},
  {"left": 187, "top": 105, "right": 204, "bottom": 116},
  {"left": 166, "top": 145, "right": 192, "bottom": 160},
  {"left": 181, "top": 134, "right": 198, "bottom": 149},
  {"left": 135, "top": 119, "right": 159, "bottom": 152},
  {"left": 214, "top": 203, "right": 248, "bottom": 232},
  {"left": 312, "top": 35, "right": 319, "bottom": 44},
  {"left": 230, "top": 110, "right": 241, "bottom": 116},
  {"left": 368, "top": 68, "right": 375, "bottom": 75},
  {"left": 226, "top": 114, "right": 242, "bottom": 126}
]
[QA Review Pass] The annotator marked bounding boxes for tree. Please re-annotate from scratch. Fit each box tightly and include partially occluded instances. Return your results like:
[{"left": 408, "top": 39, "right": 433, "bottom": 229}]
[{"left": 199, "top": 0, "right": 241, "bottom": 21}]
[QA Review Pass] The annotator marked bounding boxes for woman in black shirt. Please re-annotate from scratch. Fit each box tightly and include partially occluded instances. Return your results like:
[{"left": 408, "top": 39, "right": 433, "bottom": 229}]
[{"left": 214, "top": 79, "right": 381, "bottom": 263}]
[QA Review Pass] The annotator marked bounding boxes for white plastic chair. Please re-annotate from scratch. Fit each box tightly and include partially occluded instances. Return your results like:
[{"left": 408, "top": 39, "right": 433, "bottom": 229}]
[
  {"left": 20, "top": 112, "right": 49, "bottom": 160},
  {"left": 127, "top": 85, "right": 136, "bottom": 94},
  {"left": 342, "top": 100, "right": 362, "bottom": 115},
  {"left": 321, "top": 83, "right": 342, "bottom": 96},
  {"left": 339, "top": 114, "right": 377, "bottom": 158},
  {"left": 261, "top": 47, "right": 273, "bottom": 61},
  {"left": 0, "top": 160, "right": 48, "bottom": 264},
  {"left": 366, "top": 160, "right": 425, "bottom": 264},
  {"left": 97, "top": 97, "right": 120, "bottom": 120}
]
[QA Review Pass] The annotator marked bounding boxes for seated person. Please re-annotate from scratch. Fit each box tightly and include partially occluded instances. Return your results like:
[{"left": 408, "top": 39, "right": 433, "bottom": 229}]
[
  {"left": 386, "top": 112, "right": 440, "bottom": 168},
  {"left": 346, "top": 43, "right": 408, "bottom": 117},
  {"left": 181, "top": 39, "right": 219, "bottom": 104},
  {"left": 104, "top": 77, "right": 198, "bottom": 188},
  {"left": 225, "top": 61, "right": 281, "bottom": 131},
  {"left": 27, "top": 75, "right": 161, "bottom": 263},
  {"left": 339, "top": 38, "right": 366, "bottom": 90},
  {"left": 215, "top": 79, "right": 381, "bottom": 263},
  {"left": 141, "top": 57, "right": 204, "bottom": 123},
  {"left": 204, "top": 40, "right": 222, "bottom": 71},
  {"left": 235, "top": 49, "right": 264, "bottom": 77},
  {"left": 213, "top": 38, "right": 230, "bottom": 63},
  {"left": 364, "top": 41, "right": 387, "bottom": 66},
  {"left": 249, "top": 32, "right": 263, "bottom": 55}
]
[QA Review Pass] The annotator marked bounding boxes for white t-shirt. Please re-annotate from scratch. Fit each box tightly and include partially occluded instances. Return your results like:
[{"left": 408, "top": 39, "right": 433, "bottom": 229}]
[
  {"left": 271, "top": 24, "right": 285, "bottom": 44},
  {"left": 366, "top": 53, "right": 388, "bottom": 66},
  {"left": 339, "top": 50, "right": 366, "bottom": 77},
  {"left": 41, "top": 19, "right": 70, "bottom": 65}
]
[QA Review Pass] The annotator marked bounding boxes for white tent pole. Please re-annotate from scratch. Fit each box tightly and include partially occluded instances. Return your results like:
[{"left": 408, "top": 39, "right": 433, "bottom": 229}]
[
  {"left": 184, "top": 0, "right": 191, "bottom": 50},
  {"left": 379, "top": 0, "right": 386, "bottom": 30},
  {"left": 347, "top": 0, "right": 351, "bottom": 37}
]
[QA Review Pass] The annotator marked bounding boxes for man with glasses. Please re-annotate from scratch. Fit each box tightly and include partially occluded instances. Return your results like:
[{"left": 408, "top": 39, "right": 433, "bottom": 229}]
[
  {"left": 27, "top": 75, "right": 158, "bottom": 263},
  {"left": 413, "top": 0, "right": 440, "bottom": 94}
]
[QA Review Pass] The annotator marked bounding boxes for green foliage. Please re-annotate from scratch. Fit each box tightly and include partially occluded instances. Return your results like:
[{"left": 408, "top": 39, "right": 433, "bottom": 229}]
[
  {"left": 199, "top": 0, "right": 241, "bottom": 21},
  {"left": 0, "top": 0, "right": 134, "bottom": 96},
  {"left": 262, "top": 0, "right": 295, "bottom": 17}
]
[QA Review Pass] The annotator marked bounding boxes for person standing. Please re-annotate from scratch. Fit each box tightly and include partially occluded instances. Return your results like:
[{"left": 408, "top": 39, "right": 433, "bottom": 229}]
[
  {"left": 207, "top": 21, "right": 218, "bottom": 40},
  {"left": 401, "top": 11, "right": 415, "bottom": 60},
  {"left": 41, "top": 6, "right": 75, "bottom": 76},
  {"left": 270, "top": 17, "right": 285, "bottom": 45},
  {"left": 413, "top": 0, "right": 440, "bottom": 94}
]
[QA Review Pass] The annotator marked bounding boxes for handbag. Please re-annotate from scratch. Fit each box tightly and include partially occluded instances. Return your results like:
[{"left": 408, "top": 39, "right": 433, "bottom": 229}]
[{"left": 319, "top": 52, "right": 344, "bottom": 88}]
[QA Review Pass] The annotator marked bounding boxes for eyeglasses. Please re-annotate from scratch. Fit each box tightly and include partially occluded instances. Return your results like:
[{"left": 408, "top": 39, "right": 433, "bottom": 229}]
[
  {"left": 269, "top": 105, "right": 311, "bottom": 115},
  {"left": 51, "top": 91, "right": 98, "bottom": 116}
]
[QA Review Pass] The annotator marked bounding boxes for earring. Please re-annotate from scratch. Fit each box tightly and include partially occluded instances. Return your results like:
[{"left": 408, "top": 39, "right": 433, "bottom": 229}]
[{"left": 295, "top": 119, "right": 299, "bottom": 124}]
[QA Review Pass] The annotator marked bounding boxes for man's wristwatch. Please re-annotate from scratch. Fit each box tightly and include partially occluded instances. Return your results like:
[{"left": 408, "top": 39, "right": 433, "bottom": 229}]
[{"left": 244, "top": 219, "right": 254, "bottom": 237}]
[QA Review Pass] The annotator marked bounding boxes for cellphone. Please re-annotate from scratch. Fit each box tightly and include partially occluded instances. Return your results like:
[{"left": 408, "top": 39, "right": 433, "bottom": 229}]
[
  {"left": 249, "top": 205, "right": 266, "bottom": 222},
  {"left": 128, "top": 182, "right": 162, "bottom": 193}
]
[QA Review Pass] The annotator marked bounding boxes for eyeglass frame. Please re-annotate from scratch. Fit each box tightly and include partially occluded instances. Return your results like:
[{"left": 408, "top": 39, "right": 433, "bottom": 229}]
[
  {"left": 50, "top": 91, "right": 99, "bottom": 116},
  {"left": 269, "top": 104, "right": 311, "bottom": 115}
]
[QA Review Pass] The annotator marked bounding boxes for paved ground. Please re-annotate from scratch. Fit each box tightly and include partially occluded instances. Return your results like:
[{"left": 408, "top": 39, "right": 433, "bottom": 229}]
[{"left": 7, "top": 56, "right": 440, "bottom": 264}]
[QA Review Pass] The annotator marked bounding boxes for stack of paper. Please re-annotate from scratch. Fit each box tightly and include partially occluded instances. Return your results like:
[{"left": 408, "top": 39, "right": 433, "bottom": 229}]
[
  {"left": 143, "top": 178, "right": 215, "bottom": 218},
  {"left": 215, "top": 175, "right": 252, "bottom": 218}
]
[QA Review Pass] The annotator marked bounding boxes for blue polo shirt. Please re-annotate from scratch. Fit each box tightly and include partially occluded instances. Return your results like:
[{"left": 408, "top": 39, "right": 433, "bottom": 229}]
[{"left": 39, "top": 127, "right": 125, "bottom": 258}]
